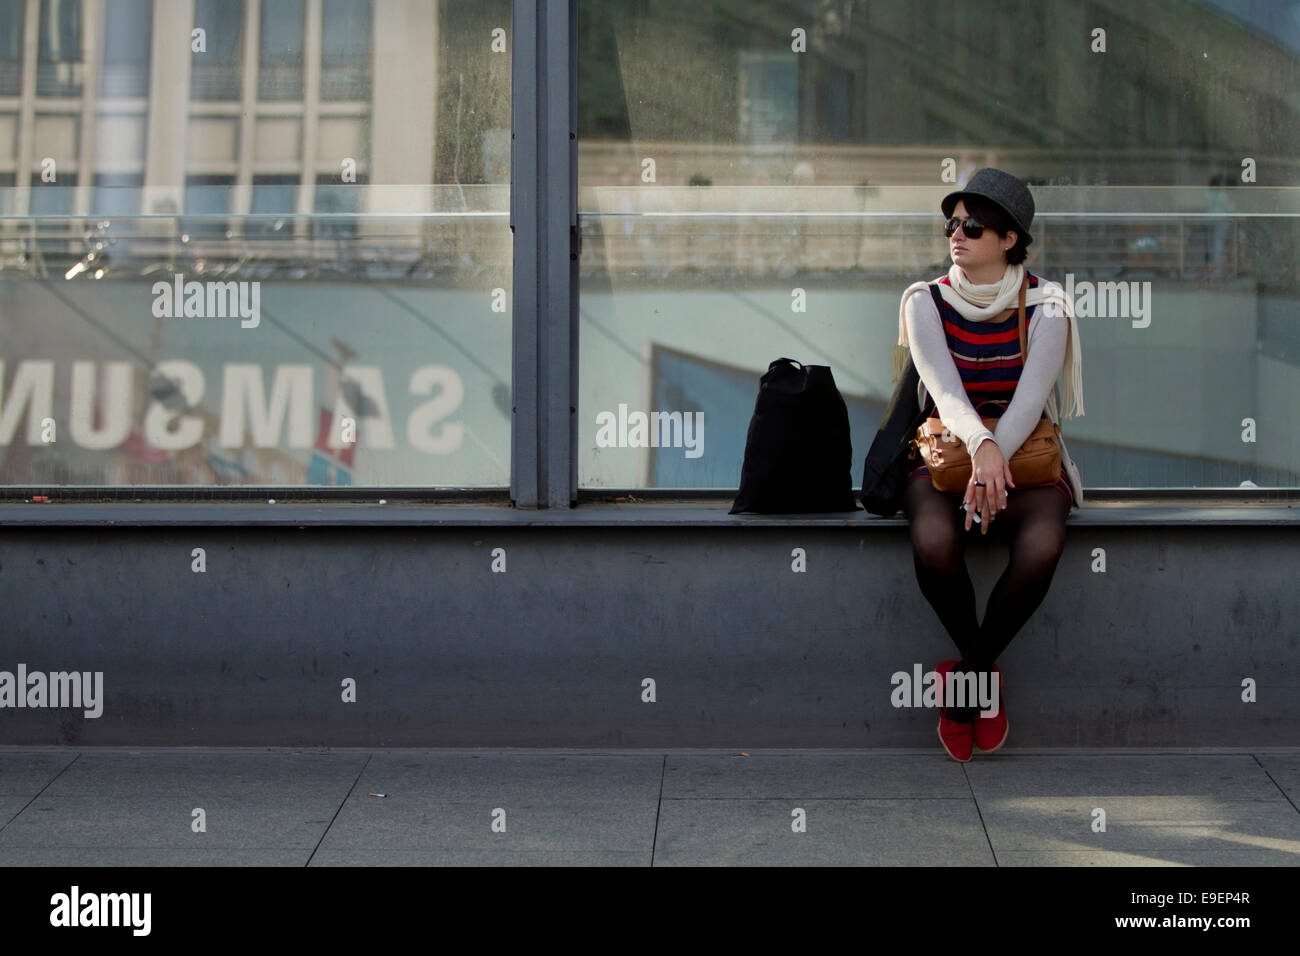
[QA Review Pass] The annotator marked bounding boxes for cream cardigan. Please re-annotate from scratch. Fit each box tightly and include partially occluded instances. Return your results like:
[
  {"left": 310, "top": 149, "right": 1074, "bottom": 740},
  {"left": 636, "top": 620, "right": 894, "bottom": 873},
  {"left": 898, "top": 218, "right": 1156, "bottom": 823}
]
[{"left": 896, "top": 272, "right": 1086, "bottom": 508}]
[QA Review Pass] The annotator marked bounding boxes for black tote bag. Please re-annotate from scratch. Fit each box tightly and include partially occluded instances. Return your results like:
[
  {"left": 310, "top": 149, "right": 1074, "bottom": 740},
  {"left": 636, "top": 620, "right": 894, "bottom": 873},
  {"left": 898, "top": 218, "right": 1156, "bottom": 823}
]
[{"left": 729, "top": 358, "right": 859, "bottom": 514}]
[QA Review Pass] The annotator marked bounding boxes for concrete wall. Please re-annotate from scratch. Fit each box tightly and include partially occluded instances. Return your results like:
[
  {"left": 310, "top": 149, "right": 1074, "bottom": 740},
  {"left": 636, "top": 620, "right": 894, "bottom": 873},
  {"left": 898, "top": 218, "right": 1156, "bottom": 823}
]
[{"left": 0, "top": 515, "right": 1294, "bottom": 747}]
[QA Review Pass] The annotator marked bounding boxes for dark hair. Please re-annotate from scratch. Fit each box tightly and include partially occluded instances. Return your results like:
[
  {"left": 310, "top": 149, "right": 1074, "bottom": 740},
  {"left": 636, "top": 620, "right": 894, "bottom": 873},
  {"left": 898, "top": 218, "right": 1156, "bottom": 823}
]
[{"left": 957, "top": 194, "right": 1030, "bottom": 265}]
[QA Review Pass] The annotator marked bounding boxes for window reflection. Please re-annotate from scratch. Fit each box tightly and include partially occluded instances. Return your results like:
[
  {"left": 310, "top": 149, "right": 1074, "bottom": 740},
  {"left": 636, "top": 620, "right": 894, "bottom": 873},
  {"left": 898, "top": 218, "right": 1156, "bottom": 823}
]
[
  {"left": 37, "top": 0, "right": 83, "bottom": 96},
  {"left": 259, "top": 0, "right": 304, "bottom": 101},
  {"left": 0, "top": 0, "right": 513, "bottom": 489},
  {"left": 191, "top": 0, "right": 244, "bottom": 101},
  {"left": 322, "top": 0, "right": 371, "bottom": 101},
  {"left": 575, "top": 0, "right": 1300, "bottom": 491},
  {"left": 100, "top": 0, "right": 151, "bottom": 98}
]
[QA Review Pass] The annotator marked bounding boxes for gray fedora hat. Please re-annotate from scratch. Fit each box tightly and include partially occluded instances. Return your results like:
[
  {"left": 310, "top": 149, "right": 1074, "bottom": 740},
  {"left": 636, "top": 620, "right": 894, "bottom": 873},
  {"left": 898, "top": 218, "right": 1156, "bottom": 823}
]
[{"left": 942, "top": 168, "right": 1034, "bottom": 244}]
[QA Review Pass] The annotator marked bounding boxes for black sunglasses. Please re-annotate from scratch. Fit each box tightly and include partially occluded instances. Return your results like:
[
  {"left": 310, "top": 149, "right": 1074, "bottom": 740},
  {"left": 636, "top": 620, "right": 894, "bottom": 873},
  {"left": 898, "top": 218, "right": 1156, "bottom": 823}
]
[{"left": 944, "top": 216, "right": 986, "bottom": 239}]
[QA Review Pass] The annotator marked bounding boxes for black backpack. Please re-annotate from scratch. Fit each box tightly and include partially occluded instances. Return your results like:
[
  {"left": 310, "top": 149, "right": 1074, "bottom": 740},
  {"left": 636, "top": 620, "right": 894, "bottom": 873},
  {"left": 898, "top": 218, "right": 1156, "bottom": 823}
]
[
  {"left": 729, "top": 358, "right": 859, "bottom": 514},
  {"left": 859, "top": 285, "right": 943, "bottom": 517}
]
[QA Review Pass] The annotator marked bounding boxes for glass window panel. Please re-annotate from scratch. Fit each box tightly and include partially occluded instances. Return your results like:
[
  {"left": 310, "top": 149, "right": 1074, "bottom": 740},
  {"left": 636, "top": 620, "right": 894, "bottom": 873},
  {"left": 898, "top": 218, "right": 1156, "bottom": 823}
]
[
  {"left": 37, "top": 0, "right": 83, "bottom": 96},
  {"left": 0, "top": 0, "right": 23, "bottom": 95},
  {"left": 249, "top": 174, "right": 297, "bottom": 239},
  {"left": 259, "top": 0, "right": 303, "bottom": 101},
  {"left": 0, "top": 0, "right": 512, "bottom": 490},
  {"left": 92, "top": 172, "right": 141, "bottom": 217},
  {"left": 191, "top": 0, "right": 244, "bottom": 100},
  {"left": 183, "top": 174, "right": 234, "bottom": 238},
  {"left": 321, "top": 0, "right": 371, "bottom": 100},
  {"left": 576, "top": 0, "right": 1300, "bottom": 492},
  {"left": 313, "top": 176, "right": 364, "bottom": 240},
  {"left": 100, "top": 0, "right": 151, "bottom": 97},
  {"left": 29, "top": 172, "right": 76, "bottom": 215}
]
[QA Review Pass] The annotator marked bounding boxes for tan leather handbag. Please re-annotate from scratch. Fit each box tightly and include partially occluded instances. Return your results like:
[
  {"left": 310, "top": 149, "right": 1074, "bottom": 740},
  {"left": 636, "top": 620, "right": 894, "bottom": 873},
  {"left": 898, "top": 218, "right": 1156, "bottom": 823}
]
[{"left": 910, "top": 275, "right": 1061, "bottom": 494}]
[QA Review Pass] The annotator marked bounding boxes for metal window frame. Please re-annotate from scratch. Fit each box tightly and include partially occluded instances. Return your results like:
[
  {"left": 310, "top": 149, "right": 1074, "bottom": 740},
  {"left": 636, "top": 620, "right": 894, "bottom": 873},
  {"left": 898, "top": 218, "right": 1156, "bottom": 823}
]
[{"left": 510, "top": 0, "right": 577, "bottom": 509}]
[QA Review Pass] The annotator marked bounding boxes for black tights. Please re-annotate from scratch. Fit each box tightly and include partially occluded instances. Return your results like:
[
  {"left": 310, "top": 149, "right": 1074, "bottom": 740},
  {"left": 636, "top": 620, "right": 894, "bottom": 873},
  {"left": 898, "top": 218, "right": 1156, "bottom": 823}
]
[{"left": 902, "top": 478, "right": 1069, "bottom": 719}]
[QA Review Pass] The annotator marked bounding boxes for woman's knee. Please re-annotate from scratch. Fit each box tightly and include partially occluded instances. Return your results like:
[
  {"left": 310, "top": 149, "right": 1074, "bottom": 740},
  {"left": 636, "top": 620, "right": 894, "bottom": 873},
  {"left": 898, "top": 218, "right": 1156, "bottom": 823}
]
[
  {"left": 909, "top": 516, "right": 964, "bottom": 572},
  {"left": 1009, "top": 513, "right": 1067, "bottom": 569},
  {"left": 904, "top": 483, "right": 967, "bottom": 570}
]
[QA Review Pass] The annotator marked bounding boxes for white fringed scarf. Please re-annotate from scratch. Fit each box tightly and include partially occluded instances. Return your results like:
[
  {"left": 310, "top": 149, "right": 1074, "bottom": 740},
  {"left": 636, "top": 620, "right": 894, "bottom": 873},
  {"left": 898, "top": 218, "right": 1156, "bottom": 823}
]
[{"left": 891, "top": 262, "right": 1084, "bottom": 420}]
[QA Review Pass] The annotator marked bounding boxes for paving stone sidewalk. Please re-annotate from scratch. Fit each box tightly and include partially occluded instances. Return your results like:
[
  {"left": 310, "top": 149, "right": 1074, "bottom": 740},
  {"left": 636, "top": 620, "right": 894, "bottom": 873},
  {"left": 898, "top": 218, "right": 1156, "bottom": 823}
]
[{"left": 1, "top": 748, "right": 1297, "bottom": 866}]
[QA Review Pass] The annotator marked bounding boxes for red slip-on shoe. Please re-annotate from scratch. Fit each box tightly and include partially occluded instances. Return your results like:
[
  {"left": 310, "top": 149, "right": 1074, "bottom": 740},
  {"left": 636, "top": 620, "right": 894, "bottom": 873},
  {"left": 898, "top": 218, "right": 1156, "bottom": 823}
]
[
  {"left": 973, "top": 664, "right": 1008, "bottom": 753},
  {"left": 935, "top": 660, "right": 973, "bottom": 762}
]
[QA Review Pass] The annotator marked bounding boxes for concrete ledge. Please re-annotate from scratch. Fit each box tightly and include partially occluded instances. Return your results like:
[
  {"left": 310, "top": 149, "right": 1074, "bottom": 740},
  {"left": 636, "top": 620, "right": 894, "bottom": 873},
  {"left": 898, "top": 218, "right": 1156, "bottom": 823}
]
[
  {"left": 0, "top": 494, "right": 1298, "bottom": 527},
  {"left": 0, "top": 519, "right": 1295, "bottom": 748}
]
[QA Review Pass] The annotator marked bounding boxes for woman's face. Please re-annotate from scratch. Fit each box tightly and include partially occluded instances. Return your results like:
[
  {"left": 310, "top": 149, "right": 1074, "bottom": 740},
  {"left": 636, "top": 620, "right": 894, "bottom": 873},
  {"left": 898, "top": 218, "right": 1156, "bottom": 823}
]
[{"left": 948, "top": 199, "right": 1015, "bottom": 274}]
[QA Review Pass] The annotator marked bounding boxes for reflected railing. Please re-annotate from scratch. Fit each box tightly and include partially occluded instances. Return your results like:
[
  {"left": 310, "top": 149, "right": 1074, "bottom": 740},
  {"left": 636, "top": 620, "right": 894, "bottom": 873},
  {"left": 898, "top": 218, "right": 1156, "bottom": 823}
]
[
  {"left": 3, "top": 185, "right": 1295, "bottom": 288},
  {"left": 578, "top": 185, "right": 1300, "bottom": 288},
  {"left": 0, "top": 186, "right": 511, "bottom": 285}
]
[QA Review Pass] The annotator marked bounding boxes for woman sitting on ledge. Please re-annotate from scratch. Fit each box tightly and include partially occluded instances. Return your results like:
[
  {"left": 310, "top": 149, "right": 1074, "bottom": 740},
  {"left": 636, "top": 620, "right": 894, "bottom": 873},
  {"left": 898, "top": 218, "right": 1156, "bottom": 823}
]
[{"left": 894, "top": 168, "right": 1084, "bottom": 762}]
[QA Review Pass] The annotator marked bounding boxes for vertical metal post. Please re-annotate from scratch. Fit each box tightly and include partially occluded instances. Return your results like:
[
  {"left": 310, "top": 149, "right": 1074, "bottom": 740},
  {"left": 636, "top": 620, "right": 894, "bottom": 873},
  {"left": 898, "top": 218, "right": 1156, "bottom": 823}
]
[{"left": 511, "top": 0, "right": 578, "bottom": 508}]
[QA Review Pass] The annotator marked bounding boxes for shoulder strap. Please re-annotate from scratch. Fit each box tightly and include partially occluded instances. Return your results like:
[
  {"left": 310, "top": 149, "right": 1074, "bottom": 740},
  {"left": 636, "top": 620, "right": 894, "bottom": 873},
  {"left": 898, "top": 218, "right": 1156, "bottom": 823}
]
[
  {"left": 912, "top": 284, "right": 944, "bottom": 416},
  {"left": 1016, "top": 273, "right": 1028, "bottom": 360}
]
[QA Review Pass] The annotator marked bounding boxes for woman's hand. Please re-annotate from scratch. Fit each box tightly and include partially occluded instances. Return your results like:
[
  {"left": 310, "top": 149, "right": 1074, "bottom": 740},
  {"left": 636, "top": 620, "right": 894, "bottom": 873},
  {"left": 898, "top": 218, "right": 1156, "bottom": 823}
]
[{"left": 963, "top": 438, "right": 1014, "bottom": 534}]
